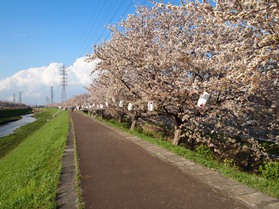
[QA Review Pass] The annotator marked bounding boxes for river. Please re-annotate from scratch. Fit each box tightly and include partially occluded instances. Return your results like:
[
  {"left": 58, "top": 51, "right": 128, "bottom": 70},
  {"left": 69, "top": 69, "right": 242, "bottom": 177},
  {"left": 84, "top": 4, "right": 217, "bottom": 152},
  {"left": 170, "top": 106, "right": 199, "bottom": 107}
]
[{"left": 0, "top": 114, "right": 36, "bottom": 138}]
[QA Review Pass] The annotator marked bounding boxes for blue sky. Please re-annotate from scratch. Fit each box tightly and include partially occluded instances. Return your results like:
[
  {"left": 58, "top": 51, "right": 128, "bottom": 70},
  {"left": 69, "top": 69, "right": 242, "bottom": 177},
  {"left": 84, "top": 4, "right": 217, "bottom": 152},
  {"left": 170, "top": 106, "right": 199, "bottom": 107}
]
[
  {"left": 0, "top": 0, "right": 185, "bottom": 80},
  {"left": 1, "top": 0, "right": 217, "bottom": 105}
]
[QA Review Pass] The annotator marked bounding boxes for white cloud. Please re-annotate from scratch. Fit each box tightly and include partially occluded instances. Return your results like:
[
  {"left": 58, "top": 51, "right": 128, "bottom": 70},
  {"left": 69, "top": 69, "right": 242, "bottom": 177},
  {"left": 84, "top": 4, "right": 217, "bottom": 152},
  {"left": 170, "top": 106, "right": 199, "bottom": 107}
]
[
  {"left": 67, "top": 57, "right": 99, "bottom": 86},
  {"left": 0, "top": 57, "right": 98, "bottom": 105}
]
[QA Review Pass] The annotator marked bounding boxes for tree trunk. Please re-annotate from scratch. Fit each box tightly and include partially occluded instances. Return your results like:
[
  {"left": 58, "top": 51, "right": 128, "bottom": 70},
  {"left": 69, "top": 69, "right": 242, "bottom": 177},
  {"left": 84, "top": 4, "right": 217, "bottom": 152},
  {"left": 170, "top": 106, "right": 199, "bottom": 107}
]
[
  {"left": 118, "top": 113, "right": 124, "bottom": 123},
  {"left": 190, "top": 138, "right": 195, "bottom": 150},
  {"left": 130, "top": 119, "right": 137, "bottom": 131},
  {"left": 130, "top": 112, "right": 140, "bottom": 131},
  {"left": 100, "top": 110, "right": 104, "bottom": 119},
  {"left": 172, "top": 126, "right": 182, "bottom": 145}
]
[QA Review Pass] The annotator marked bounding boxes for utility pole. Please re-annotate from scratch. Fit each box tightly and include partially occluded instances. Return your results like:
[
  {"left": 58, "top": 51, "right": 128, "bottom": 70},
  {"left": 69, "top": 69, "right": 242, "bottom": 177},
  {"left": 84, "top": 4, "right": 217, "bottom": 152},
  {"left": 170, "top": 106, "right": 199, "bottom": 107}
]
[
  {"left": 50, "top": 86, "right": 54, "bottom": 104},
  {"left": 60, "top": 64, "right": 67, "bottom": 103},
  {"left": 13, "top": 93, "right": 16, "bottom": 103},
  {"left": 19, "top": 91, "right": 22, "bottom": 103}
]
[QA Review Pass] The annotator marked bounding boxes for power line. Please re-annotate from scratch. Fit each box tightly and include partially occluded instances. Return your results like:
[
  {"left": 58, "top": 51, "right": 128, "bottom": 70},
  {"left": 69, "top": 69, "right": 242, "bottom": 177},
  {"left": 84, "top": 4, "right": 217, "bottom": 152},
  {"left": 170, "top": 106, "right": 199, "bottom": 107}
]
[
  {"left": 77, "top": 1, "right": 124, "bottom": 58},
  {"left": 68, "top": 1, "right": 106, "bottom": 64},
  {"left": 68, "top": 0, "right": 138, "bottom": 63},
  {"left": 68, "top": 0, "right": 179, "bottom": 65},
  {"left": 89, "top": 0, "right": 136, "bottom": 53}
]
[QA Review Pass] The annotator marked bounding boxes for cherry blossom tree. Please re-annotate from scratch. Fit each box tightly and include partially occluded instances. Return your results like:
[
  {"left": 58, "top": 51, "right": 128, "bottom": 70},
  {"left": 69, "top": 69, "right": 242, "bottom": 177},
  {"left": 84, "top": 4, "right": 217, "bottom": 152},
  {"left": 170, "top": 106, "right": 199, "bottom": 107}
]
[
  {"left": 0, "top": 101, "right": 29, "bottom": 110},
  {"left": 86, "top": 0, "right": 278, "bottom": 170},
  {"left": 61, "top": 94, "right": 89, "bottom": 109}
]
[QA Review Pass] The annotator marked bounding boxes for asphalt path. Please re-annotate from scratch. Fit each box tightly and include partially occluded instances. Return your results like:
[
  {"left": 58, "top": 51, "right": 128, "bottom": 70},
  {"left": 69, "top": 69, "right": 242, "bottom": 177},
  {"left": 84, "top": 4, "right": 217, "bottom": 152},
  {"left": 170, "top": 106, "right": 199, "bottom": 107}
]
[{"left": 71, "top": 111, "right": 247, "bottom": 209}]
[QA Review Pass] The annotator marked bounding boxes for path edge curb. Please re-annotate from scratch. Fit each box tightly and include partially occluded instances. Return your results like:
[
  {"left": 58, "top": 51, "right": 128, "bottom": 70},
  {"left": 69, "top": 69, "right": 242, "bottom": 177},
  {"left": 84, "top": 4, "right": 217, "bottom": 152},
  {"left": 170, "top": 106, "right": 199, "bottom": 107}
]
[{"left": 56, "top": 112, "right": 80, "bottom": 209}]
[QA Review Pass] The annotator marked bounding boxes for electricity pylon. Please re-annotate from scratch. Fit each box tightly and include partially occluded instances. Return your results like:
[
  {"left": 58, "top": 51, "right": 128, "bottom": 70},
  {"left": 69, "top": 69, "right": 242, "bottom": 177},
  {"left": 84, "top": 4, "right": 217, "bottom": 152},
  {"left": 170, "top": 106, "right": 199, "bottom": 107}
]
[{"left": 60, "top": 64, "right": 67, "bottom": 103}]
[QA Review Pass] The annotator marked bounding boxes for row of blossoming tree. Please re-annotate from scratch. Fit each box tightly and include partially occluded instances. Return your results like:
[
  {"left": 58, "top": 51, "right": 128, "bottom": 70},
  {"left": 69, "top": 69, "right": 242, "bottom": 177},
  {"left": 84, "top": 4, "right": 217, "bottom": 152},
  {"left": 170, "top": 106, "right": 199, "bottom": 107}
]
[
  {"left": 0, "top": 100, "right": 29, "bottom": 110},
  {"left": 84, "top": 0, "right": 278, "bottom": 170}
]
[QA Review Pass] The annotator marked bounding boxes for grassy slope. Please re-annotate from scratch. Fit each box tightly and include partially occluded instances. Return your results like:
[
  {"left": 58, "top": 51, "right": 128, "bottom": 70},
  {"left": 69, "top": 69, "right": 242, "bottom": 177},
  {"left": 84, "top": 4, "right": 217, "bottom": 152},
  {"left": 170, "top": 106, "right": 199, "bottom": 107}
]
[
  {"left": 0, "top": 109, "right": 68, "bottom": 209},
  {"left": 0, "top": 108, "right": 56, "bottom": 158}
]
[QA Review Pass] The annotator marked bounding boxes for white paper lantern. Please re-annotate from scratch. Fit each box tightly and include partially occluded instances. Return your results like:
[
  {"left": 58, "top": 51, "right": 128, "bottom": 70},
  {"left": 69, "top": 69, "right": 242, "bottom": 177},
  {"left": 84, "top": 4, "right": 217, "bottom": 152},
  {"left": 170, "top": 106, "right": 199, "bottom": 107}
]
[
  {"left": 100, "top": 104, "right": 104, "bottom": 109},
  {"left": 148, "top": 101, "right": 154, "bottom": 111},
  {"left": 96, "top": 104, "right": 99, "bottom": 109},
  {"left": 128, "top": 103, "right": 133, "bottom": 111},
  {"left": 105, "top": 102, "right": 109, "bottom": 106},
  {"left": 197, "top": 91, "right": 210, "bottom": 108},
  {"left": 119, "top": 101, "right": 124, "bottom": 107}
]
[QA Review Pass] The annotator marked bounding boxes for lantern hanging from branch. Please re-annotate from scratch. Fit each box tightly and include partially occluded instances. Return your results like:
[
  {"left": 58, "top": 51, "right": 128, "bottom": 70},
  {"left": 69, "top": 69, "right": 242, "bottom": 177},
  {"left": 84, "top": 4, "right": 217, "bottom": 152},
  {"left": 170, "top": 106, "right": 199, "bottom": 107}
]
[
  {"left": 119, "top": 101, "right": 124, "bottom": 107},
  {"left": 148, "top": 101, "right": 154, "bottom": 111},
  {"left": 128, "top": 103, "right": 133, "bottom": 111},
  {"left": 105, "top": 102, "right": 109, "bottom": 106},
  {"left": 197, "top": 91, "right": 210, "bottom": 108},
  {"left": 100, "top": 104, "right": 104, "bottom": 109}
]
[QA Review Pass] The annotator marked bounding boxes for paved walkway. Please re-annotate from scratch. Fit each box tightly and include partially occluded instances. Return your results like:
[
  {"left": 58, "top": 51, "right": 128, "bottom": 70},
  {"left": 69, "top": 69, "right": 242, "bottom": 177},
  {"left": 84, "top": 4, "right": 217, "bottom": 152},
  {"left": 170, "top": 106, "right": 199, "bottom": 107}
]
[{"left": 70, "top": 111, "right": 279, "bottom": 209}]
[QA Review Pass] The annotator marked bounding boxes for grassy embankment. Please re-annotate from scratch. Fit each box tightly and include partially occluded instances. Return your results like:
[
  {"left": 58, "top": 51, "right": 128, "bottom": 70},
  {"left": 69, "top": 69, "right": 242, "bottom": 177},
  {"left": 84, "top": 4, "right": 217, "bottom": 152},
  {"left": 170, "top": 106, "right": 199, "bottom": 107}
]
[
  {"left": 0, "top": 108, "right": 69, "bottom": 209},
  {"left": 90, "top": 115, "right": 279, "bottom": 199},
  {"left": 0, "top": 108, "right": 32, "bottom": 125},
  {"left": 0, "top": 108, "right": 55, "bottom": 158}
]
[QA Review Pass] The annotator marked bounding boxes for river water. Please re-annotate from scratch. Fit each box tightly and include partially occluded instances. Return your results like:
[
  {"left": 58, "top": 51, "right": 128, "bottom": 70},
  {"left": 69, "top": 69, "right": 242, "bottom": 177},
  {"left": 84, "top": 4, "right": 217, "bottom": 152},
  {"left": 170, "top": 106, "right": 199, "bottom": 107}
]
[{"left": 0, "top": 114, "right": 36, "bottom": 138}]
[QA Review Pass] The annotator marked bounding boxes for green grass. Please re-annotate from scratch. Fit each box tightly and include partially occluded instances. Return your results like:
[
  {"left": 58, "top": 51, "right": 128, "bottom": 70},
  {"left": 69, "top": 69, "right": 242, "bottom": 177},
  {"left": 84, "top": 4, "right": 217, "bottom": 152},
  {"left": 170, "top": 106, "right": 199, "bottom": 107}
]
[
  {"left": 93, "top": 115, "right": 279, "bottom": 199},
  {"left": 0, "top": 109, "right": 69, "bottom": 209},
  {"left": 0, "top": 108, "right": 58, "bottom": 159}
]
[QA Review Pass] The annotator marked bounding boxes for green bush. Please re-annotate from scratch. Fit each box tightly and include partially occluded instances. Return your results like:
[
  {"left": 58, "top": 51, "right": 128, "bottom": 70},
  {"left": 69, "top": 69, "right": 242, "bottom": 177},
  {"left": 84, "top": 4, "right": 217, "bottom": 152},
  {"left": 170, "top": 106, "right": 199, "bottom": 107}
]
[
  {"left": 195, "top": 144, "right": 214, "bottom": 160},
  {"left": 259, "top": 161, "right": 279, "bottom": 181}
]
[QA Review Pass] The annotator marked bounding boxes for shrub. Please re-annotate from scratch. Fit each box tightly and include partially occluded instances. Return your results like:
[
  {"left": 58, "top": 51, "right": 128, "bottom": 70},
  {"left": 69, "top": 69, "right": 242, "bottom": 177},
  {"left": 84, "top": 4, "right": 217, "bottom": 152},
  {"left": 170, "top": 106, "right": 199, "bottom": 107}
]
[
  {"left": 195, "top": 144, "right": 214, "bottom": 160},
  {"left": 259, "top": 161, "right": 279, "bottom": 181}
]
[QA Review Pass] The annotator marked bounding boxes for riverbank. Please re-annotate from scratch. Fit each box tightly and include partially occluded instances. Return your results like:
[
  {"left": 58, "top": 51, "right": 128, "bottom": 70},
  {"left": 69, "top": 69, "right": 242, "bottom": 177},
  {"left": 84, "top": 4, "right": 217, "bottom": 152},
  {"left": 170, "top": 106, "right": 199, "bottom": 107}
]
[
  {"left": 0, "top": 108, "right": 55, "bottom": 158},
  {"left": 0, "top": 108, "right": 69, "bottom": 208},
  {"left": 0, "top": 108, "right": 32, "bottom": 125},
  {"left": 0, "top": 114, "right": 36, "bottom": 138}
]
